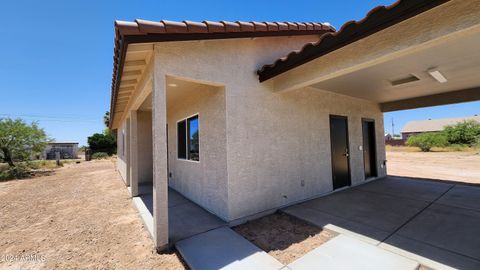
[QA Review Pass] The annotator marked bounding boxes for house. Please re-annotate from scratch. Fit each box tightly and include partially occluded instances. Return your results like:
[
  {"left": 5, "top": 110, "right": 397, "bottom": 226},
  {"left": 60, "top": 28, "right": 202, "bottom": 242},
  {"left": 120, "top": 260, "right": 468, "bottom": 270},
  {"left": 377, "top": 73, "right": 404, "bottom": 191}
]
[
  {"left": 401, "top": 115, "right": 480, "bottom": 139},
  {"left": 109, "top": 0, "right": 480, "bottom": 250},
  {"left": 41, "top": 142, "right": 79, "bottom": 160}
]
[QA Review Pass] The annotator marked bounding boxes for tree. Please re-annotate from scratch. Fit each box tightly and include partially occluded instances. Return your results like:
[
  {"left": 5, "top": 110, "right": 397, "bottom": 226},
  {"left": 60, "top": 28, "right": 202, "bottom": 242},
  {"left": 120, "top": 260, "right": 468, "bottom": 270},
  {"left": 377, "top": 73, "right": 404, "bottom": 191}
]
[
  {"left": 406, "top": 132, "right": 448, "bottom": 152},
  {"left": 0, "top": 118, "right": 48, "bottom": 167},
  {"left": 87, "top": 129, "right": 116, "bottom": 155},
  {"left": 103, "top": 111, "right": 110, "bottom": 128},
  {"left": 443, "top": 120, "right": 480, "bottom": 146}
]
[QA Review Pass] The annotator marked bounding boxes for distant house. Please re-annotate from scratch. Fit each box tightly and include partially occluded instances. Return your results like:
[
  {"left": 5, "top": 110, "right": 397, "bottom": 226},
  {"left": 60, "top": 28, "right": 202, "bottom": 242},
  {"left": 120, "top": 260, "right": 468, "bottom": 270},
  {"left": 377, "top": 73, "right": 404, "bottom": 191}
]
[
  {"left": 401, "top": 115, "right": 480, "bottom": 140},
  {"left": 41, "top": 142, "right": 79, "bottom": 160}
]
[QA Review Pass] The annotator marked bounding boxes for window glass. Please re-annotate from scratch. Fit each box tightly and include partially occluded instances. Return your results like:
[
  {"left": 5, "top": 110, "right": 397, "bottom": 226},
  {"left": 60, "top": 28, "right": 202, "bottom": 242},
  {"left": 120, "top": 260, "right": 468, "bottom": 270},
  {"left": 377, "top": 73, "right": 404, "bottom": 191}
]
[
  {"left": 177, "top": 120, "right": 187, "bottom": 159},
  {"left": 187, "top": 116, "right": 199, "bottom": 161}
]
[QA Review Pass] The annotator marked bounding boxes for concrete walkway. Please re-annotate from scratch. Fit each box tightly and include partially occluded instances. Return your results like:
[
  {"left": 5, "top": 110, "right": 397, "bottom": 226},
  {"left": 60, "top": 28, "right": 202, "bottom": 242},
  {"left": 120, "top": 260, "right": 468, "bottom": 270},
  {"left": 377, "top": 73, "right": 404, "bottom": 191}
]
[
  {"left": 176, "top": 224, "right": 419, "bottom": 270},
  {"left": 287, "top": 235, "right": 418, "bottom": 270},
  {"left": 176, "top": 227, "right": 284, "bottom": 270},
  {"left": 282, "top": 176, "right": 480, "bottom": 270}
]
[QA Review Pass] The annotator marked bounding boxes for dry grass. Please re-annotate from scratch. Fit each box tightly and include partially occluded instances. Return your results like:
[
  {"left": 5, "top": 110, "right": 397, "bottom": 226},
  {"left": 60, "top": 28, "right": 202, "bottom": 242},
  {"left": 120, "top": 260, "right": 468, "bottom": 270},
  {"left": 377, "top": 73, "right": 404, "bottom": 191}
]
[
  {"left": 386, "top": 145, "right": 479, "bottom": 153},
  {"left": 233, "top": 213, "right": 337, "bottom": 265}
]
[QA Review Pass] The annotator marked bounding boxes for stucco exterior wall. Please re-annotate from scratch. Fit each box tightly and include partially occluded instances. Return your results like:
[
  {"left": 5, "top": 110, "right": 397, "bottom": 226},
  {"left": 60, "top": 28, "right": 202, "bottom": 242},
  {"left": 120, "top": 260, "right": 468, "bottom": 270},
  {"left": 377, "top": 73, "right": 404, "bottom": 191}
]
[
  {"left": 226, "top": 86, "right": 385, "bottom": 220},
  {"left": 166, "top": 85, "right": 228, "bottom": 220},
  {"left": 117, "top": 120, "right": 128, "bottom": 182},
  {"left": 151, "top": 35, "right": 386, "bottom": 222},
  {"left": 137, "top": 111, "right": 153, "bottom": 184}
]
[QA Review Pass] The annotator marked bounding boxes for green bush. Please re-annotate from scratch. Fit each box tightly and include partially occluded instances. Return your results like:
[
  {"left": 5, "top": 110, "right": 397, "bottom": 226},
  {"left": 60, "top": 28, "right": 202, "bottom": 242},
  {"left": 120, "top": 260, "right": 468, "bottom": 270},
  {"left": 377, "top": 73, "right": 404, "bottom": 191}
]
[
  {"left": 443, "top": 120, "right": 480, "bottom": 146},
  {"left": 406, "top": 132, "right": 448, "bottom": 152},
  {"left": 91, "top": 152, "right": 109, "bottom": 159},
  {"left": 88, "top": 130, "right": 116, "bottom": 155},
  {"left": 0, "top": 163, "right": 32, "bottom": 181}
]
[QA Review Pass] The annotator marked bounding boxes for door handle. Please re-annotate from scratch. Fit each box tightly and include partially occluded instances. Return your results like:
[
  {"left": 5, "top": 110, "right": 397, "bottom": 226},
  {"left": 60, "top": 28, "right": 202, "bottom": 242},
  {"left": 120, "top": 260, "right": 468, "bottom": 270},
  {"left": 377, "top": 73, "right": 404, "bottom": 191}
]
[{"left": 343, "top": 153, "right": 349, "bottom": 157}]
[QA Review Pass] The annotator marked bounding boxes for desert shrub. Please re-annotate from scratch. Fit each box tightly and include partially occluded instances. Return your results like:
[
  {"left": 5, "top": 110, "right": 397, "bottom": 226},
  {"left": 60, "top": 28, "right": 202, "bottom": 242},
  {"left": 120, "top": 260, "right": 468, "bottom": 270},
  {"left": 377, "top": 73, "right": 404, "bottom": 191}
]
[
  {"left": 0, "top": 163, "right": 32, "bottom": 181},
  {"left": 0, "top": 118, "right": 48, "bottom": 167},
  {"left": 88, "top": 130, "right": 116, "bottom": 155},
  {"left": 406, "top": 132, "right": 448, "bottom": 152},
  {"left": 443, "top": 120, "right": 480, "bottom": 146},
  {"left": 446, "top": 144, "right": 468, "bottom": 152},
  {"left": 91, "top": 152, "right": 109, "bottom": 159}
]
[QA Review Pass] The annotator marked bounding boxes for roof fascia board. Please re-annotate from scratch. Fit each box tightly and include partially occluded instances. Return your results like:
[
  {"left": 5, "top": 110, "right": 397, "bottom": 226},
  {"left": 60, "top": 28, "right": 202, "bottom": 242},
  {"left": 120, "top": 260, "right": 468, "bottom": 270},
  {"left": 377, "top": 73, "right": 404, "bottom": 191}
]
[{"left": 258, "top": 0, "right": 451, "bottom": 82}]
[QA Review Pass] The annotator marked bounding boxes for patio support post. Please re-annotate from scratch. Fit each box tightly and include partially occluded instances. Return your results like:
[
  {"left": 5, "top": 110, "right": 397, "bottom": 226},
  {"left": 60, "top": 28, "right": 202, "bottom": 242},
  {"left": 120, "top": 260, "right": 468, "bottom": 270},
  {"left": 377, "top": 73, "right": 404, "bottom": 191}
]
[
  {"left": 125, "top": 117, "right": 131, "bottom": 187},
  {"left": 129, "top": 110, "right": 139, "bottom": 197},
  {"left": 152, "top": 57, "right": 169, "bottom": 251}
]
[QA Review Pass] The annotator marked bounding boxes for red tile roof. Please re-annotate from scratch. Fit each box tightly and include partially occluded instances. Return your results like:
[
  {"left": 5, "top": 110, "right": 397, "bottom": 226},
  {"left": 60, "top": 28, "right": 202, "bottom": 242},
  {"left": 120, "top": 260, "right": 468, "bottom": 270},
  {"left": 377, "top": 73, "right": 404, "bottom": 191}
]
[
  {"left": 110, "top": 20, "right": 334, "bottom": 127},
  {"left": 257, "top": 0, "right": 451, "bottom": 82}
]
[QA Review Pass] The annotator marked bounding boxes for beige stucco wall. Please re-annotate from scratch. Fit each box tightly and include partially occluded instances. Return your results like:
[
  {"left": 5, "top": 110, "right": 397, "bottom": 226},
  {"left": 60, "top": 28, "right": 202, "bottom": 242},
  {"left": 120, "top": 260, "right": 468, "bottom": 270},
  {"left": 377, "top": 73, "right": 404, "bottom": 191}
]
[
  {"left": 137, "top": 111, "right": 153, "bottom": 184},
  {"left": 226, "top": 86, "right": 385, "bottom": 220},
  {"left": 166, "top": 84, "right": 228, "bottom": 219},
  {"left": 117, "top": 120, "right": 128, "bottom": 183},
  {"left": 150, "top": 35, "right": 386, "bottom": 222}
]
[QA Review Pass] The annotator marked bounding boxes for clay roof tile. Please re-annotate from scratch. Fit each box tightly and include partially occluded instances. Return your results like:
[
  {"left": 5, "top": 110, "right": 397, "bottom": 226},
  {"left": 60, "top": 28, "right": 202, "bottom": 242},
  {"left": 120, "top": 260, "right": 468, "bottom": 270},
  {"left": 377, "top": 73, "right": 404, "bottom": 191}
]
[
  {"left": 220, "top": 21, "right": 241, "bottom": 32},
  {"left": 203, "top": 21, "right": 225, "bottom": 32},
  {"left": 161, "top": 20, "right": 189, "bottom": 33},
  {"left": 236, "top": 21, "right": 255, "bottom": 32},
  {"left": 184, "top": 20, "right": 209, "bottom": 33}
]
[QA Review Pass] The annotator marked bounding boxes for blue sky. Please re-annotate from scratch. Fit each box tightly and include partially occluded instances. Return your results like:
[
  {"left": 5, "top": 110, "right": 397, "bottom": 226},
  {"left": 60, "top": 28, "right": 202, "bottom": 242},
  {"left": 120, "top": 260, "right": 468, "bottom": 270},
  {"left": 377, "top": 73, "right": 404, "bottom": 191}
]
[{"left": 0, "top": 0, "right": 478, "bottom": 145}]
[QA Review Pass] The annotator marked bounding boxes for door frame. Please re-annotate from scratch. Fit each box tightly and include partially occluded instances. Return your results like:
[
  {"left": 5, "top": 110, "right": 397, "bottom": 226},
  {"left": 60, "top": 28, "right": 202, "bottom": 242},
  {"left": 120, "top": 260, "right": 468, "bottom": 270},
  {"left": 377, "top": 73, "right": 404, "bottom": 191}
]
[
  {"left": 361, "top": 118, "right": 378, "bottom": 179},
  {"left": 329, "top": 115, "right": 352, "bottom": 189}
]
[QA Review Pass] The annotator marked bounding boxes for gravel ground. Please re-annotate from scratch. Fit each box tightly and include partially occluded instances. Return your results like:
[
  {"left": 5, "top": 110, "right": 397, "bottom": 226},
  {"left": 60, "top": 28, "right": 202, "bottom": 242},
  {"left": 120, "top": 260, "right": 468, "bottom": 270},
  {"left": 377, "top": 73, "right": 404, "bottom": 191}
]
[
  {"left": 387, "top": 151, "right": 480, "bottom": 184},
  {"left": 0, "top": 160, "right": 186, "bottom": 270},
  {"left": 233, "top": 213, "right": 337, "bottom": 265}
]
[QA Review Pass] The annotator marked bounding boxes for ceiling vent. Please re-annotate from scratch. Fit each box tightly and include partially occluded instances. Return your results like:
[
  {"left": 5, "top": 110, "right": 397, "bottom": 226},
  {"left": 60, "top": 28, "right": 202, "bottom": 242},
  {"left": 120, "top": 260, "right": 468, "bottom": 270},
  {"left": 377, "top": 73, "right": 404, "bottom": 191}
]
[{"left": 390, "top": 75, "right": 420, "bottom": 86}]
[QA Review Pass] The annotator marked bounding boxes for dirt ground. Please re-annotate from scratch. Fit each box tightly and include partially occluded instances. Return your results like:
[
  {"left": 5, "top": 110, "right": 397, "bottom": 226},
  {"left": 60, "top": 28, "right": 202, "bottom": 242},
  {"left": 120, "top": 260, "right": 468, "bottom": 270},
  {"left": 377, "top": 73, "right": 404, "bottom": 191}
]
[
  {"left": 233, "top": 213, "right": 337, "bottom": 265},
  {"left": 0, "top": 160, "right": 186, "bottom": 270},
  {"left": 387, "top": 150, "right": 480, "bottom": 184}
]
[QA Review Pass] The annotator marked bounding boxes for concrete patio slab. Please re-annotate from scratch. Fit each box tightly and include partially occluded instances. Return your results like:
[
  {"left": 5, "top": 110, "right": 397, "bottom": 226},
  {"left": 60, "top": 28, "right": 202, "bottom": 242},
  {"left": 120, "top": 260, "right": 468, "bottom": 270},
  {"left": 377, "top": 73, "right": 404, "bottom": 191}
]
[
  {"left": 355, "top": 176, "right": 453, "bottom": 202},
  {"left": 134, "top": 188, "right": 226, "bottom": 244},
  {"left": 132, "top": 196, "right": 154, "bottom": 237},
  {"left": 176, "top": 227, "right": 284, "bottom": 270},
  {"left": 282, "top": 176, "right": 480, "bottom": 269},
  {"left": 287, "top": 235, "right": 419, "bottom": 270},
  {"left": 393, "top": 203, "right": 480, "bottom": 260},
  {"left": 169, "top": 198, "right": 226, "bottom": 243},
  {"left": 382, "top": 235, "right": 480, "bottom": 270},
  {"left": 436, "top": 185, "right": 480, "bottom": 211},
  {"left": 299, "top": 187, "right": 429, "bottom": 235},
  {"left": 169, "top": 189, "right": 190, "bottom": 208},
  {"left": 282, "top": 204, "right": 387, "bottom": 245}
]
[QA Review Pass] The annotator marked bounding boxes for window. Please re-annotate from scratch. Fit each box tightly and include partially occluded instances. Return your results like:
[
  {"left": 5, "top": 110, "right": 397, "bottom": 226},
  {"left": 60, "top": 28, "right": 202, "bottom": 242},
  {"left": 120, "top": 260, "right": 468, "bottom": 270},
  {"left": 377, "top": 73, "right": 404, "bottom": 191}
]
[
  {"left": 177, "top": 120, "right": 187, "bottom": 159},
  {"left": 177, "top": 115, "right": 199, "bottom": 161}
]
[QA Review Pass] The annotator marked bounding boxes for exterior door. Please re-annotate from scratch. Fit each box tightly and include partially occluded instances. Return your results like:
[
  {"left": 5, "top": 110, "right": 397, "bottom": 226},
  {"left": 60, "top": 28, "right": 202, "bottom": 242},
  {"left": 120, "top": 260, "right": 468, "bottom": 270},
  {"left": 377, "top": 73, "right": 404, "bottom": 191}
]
[
  {"left": 329, "top": 115, "right": 351, "bottom": 189},
  {"left": 362, "top": 119, "right": 377, "bottom": 178}
]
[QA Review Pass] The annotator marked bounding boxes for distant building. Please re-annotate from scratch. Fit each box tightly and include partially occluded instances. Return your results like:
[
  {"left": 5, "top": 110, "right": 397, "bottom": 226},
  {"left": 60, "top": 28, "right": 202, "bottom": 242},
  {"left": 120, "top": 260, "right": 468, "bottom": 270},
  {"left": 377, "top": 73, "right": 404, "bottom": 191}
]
[
  {"left": 401, "top": 115, "right": 480, "bottom": 140},
  {"left": 41, "top": 142, "right": 79, "bottom": 160}
]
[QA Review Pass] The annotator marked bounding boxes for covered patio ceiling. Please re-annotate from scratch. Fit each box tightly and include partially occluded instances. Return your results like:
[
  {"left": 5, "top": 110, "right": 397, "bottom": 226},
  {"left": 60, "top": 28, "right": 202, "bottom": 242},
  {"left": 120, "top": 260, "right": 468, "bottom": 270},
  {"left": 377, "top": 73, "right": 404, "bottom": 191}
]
[{"left": 262, "top": 0, "right": 480, "bottom": 112}]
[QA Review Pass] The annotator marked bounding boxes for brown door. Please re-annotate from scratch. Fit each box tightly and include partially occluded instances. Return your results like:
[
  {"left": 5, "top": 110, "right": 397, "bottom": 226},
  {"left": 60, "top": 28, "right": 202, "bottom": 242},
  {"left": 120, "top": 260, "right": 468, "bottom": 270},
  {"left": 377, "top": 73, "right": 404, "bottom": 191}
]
[
  {"left": 330, "top": 115, "right": 351, "bottom": 189},
  {"left": 362, "top": 119, "right": 377, "bottom": 178}
]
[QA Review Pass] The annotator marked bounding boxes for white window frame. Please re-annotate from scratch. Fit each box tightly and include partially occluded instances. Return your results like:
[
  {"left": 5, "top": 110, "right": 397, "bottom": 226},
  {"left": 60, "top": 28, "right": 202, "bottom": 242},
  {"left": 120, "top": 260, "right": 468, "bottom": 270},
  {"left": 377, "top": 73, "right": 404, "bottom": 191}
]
[{"left": 176, "top": 113, "right": 200, "bottom": 163}]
